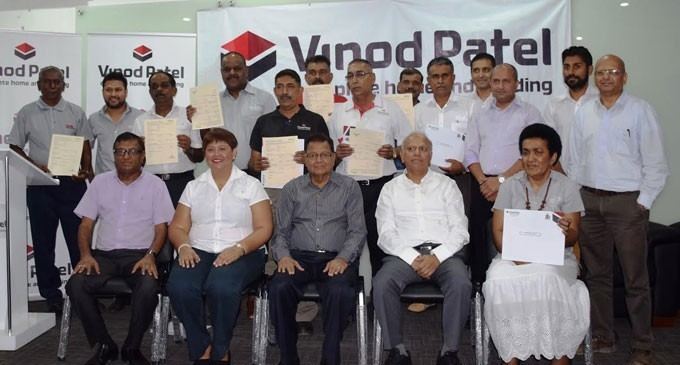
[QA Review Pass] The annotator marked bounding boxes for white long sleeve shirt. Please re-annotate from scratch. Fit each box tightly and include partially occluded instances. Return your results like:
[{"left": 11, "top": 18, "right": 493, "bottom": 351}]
[{"left": 375, "top": 170, "right": 469, "bottom": 265}]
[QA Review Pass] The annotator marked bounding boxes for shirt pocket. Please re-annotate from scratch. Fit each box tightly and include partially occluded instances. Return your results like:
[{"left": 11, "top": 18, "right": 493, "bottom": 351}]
[{"left": 610, "top": 127, "right": 635, "bottom": 157}]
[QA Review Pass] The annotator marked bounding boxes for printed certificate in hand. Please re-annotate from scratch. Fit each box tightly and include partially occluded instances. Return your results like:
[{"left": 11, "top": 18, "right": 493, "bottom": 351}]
[
  {"left": 144, "top": 119, "right": 178, "bottom": 165},
  {"left": 346, "top": 127, "right": 385, "bottom": 178},
  {"left": 47, "top": 134, "right": 84, "bottom": 176},
  {"left": 501, "top": 209, "right": 565, "bottom": 265},
  {"left": 189, "top": 84, "right": 224, "bottom": 130},
  {"left": 303, "top": 84, "right": 334, "bottom": 121},
  {"left": 424, "top": 124, "right": 465, "bottom": 167},
  {"left": 384, "top": 93, "right": 415, "bottom": 129},
  {"left": 261, "top": 136, "right": 304, "bottom": 189}
]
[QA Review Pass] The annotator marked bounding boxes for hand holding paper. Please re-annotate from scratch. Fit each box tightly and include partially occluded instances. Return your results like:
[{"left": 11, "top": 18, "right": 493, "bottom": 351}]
[{"left": 501, "top": 209, "right": 565, "bottom": 265}]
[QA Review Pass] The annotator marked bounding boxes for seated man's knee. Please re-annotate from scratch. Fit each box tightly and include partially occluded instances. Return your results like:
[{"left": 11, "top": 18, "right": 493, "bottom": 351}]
[
  {"left": 65, "top": 274, "right": 88, "bottom": 297},
  {"left": 268, "top": 273, "right": 297, "bottom": 296}
]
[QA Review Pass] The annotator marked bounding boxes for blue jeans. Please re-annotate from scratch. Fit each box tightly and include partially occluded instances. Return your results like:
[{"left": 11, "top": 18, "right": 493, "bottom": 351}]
[{"left": 167, "top": 247, "right": 265, "bottom": 361}]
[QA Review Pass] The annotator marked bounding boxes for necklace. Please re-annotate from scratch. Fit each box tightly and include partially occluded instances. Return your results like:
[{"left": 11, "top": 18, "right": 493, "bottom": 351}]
[{"left": 525, "top": 177, "right": 552, "bottom": 211}]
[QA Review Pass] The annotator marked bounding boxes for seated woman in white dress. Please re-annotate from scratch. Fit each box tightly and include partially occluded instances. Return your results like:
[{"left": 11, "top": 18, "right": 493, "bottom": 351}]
[{"left": 483, "top": 123, "right": 590, "bottom": 365}]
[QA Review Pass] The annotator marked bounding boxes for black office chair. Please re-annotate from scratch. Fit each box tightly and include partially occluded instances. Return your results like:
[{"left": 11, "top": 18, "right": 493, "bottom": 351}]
[
  {"left": 57, "top": 241, "right": 174, "bottom": 363},
  {"left": 253, "top": 277, "right": 369, "bottom": 365}
]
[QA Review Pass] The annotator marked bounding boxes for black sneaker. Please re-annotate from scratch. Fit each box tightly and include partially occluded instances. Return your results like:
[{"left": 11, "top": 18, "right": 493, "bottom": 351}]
[
  {"left": 120, "top": 348, "right": 150, "bottom": 365},
  {"left": 436, "top": 351, "right": 461, "bottom": 365},
  {"left": 85, "top": 342, "right": 118, "bottom": 365},
  {"left": 383, "top": 348, "right": 412, "bottom": 365}
]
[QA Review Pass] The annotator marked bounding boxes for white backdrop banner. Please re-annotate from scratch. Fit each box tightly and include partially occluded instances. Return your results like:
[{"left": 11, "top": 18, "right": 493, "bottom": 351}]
[
  {"left": 86, "top": 33, "right": 197, "bottom": 115},
  {"left": 197, "top": 0, "right": 570, "bottom": 110},
  {"left": 0, "top": 30, "right": 82, "bottom": 300}
]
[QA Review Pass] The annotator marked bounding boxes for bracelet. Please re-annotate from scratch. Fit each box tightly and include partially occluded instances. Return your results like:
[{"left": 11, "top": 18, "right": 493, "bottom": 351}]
[
  {"left": 236, "top": 243, "right": 247, "bottom": 256},
  {"left": 177, "top": 243, "right": 191, "bottom": 253}
]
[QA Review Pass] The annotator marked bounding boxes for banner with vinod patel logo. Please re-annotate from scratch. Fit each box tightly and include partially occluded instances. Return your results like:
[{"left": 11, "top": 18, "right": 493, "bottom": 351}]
[
  {"left": 197, "top": 0, "right": 570, "bottom": 110},
  {"left": 86, "top": 33, "right": 196, "bottom": 116}
]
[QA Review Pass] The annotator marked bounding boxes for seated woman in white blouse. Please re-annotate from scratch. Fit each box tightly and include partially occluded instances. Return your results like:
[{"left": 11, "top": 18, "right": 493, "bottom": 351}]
[
  {"left": 167, "top": 128, "right": 273, "bottom": 365},
  {"left": 483, "top": 123, "right": 589, "bottom": 365}
]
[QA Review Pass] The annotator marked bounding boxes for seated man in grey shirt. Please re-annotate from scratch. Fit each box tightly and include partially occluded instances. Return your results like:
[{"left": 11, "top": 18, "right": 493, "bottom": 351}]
[{"left": 269, "top": 134, "right": 367, "bottom": 365}]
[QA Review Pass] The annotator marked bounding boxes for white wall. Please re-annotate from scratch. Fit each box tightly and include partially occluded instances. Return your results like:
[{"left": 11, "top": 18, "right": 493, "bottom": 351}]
[{"left": 0, "top": 8, "right": 75, "bottom": 33}]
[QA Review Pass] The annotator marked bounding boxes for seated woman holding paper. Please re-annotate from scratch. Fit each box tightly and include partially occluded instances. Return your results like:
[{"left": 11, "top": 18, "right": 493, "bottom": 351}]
[
  {"left": 482, "top": 123, "right": 589, "bottom": 365},
  {"left": 166, "top": 129, "right": 273, "bottom": 365}
]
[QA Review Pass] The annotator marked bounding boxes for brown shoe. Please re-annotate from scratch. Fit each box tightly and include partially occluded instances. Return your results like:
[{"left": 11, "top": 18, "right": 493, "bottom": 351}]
[
  {"left": 407, "top": 303, "right": 436, "bottom": 313},
  {"left": 576, "top": 337, "right": 616, "bottom": 355},
  {"left": 627, "top": 349, "right": 654, "bottom": 365}
]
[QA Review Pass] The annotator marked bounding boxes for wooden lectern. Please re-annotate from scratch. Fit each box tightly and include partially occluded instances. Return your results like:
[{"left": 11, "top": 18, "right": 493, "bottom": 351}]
[{"left": 0, "top": 148, "right": 57, "bottom": 350}]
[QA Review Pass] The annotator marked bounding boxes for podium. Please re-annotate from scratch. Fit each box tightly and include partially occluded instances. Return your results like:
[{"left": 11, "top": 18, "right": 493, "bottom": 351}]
[{"left": 0, "top": 148, "right": 58, "bottom": 350}]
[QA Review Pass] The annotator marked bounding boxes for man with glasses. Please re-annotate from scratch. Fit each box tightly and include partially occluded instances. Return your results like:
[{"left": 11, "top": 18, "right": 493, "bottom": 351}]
[
  {"left": 329, "top": 58, "right": 412, "bottom": 275},
  {"left": 269, "top": 133, "right": 366, "bottom": 365},
  {"left": 132, "top": 71, "right": 203, "bottom": 206},
  {"left": 66, "top": 132, "right": 175, "bottom": 365},
  {"left": 8, "top": 65, "right": 93, "bottom": 314},
  {"left": 567, "top": 55, "right": 669, "bottom": 365}
]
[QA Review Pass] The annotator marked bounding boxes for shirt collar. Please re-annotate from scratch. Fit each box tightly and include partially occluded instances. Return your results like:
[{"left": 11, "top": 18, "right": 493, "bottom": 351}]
[
  {"left": 490, "top": 96, "right": 522, "bottom": 111},
  {"left": 37, "top": 97, "right": 66, "bottom": 111},
  {"left": 344, "top": 93, "right": 385, "bottom": 112},
  {"left": 558, "top": 85, "right": 599, "bottom": 103},
  {"left": 114, "top": 170, "right": 145, "bottom": 187},
  {"left": 305, "top": 171, "right": 340, "bottom": 189},
  {"left": 425, "top": 93, "right": 458, "bottom": 109},
  {"left": 222, "top": 82, "right": 255, "bottom": 98},
  {"left": 595, "top": 91, "right": 629, "bottom": 111},
  {"left": 99, "top": 103, "right": 132, "bottom": 119},
  {"left": 401, "top": 168, "right": 433, "bottom": 186},
  {"left": 202, "top": 164, "right": 245, "bottom": 191}
]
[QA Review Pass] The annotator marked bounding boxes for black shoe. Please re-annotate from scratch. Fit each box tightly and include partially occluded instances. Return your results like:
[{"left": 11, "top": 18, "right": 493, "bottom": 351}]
[
  {"left": 383, "top": 348, "right": 412, "bottom": 365},
  {"left": 120, "top": 348, "right": 150, "bottom": 365},
  {"left": 192, "top": 360, "right": 211, "bottom": 365},
  {"left": 85, "top": 342, "right": 118, "bottom": 365},
  {"left": 436, "top": 351, "right": 461, "bottom": 365},
  {"left": 297, "top": 321, "right": 314, "bottom": 336},
  {"left": 212, "top": 350, "right": 231, "bottom": 365}
]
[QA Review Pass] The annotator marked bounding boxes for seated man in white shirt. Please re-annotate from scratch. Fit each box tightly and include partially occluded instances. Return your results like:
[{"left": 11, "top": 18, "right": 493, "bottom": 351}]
[{"left": 373, "top": 132, "right": 470, "bottom": 365}]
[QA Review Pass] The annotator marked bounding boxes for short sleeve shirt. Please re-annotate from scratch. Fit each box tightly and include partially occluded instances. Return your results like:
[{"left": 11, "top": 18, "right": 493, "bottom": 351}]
[
  {"left": 89, "top": 104, "right": 144, "bottom": 174},
  {"left": 249, "top": 106, "right": 329, "bottom": 152},
  {"left": 493, "top": 171, "right": 584, "bottom": 214}
]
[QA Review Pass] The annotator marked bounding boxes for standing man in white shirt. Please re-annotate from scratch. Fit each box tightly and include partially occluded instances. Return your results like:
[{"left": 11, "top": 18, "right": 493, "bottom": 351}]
[
  {"left": 373, "top": 132, "right": 470, "bottom": 365},
  {"left": 543, "top": 46, "right": 597, "bottom": 173},
  {"left": 133, "top": 71, "right": 204, "bottom": 206},
  {"left": 468, "top": 53, "right": 495, "bottom": 115},
  {"left": 567, "top": 54, "right": 669, "bottom": 365},
  {"left": 464, "top": 63, "right": 542, "bottom": 283},
  {"left": 329, "top": 58, "right": 412, "bottom": 275}
]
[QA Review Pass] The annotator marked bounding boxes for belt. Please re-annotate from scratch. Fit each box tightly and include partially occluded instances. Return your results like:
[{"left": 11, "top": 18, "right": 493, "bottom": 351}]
[
  {"left": 356, "top": 175, "right": 392, "bottom": 186},
  {"left": 582, "top": 186, "right": 637, "bottom": 196},
  {"left": 414, "top": 242, "right": 442, "bottom": 255},
  {"left": 155, "top": 170, "right": 194, "bottom": 181}
]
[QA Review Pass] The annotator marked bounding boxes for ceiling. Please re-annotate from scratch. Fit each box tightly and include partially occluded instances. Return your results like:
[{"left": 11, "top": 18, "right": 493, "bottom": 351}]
[{"left": 0, "top": 0, "right": 186, "bottom": 12}]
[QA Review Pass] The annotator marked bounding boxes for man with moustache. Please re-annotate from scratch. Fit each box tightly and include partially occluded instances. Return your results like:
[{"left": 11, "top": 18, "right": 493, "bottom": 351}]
[
  {"left": 567, "top": 55, "right": 669, "bottom": 365},
  {"left": 468, "top": 53, "right": 496, "bottom": 116},
  {"left": 66, "top": 132, "right": 174, "bottom": 365},
  {"left": 89, "top": 72, "right": 144, "bottom": 175},
  {"left": 464, "top": 63, "right": 542, "bottom": 283},
  {"left": 397, "top": 68, "right": 424, "bottom": 106},
  {"left": 8, "top": 66, "right": 93, "bottom": 313},
  {"left": 543, "top": 46, "right": 597, "bottom": 174},
  {"left": 304, "top": 54, "right": 347, "bottom": 103},
  {"left": 189, "top": 52, "right": 276, "bottom": 175},
  {"left": 133, "top": 71, "right": 203, "bottom": 206},
  {"left": 329, "top": 58, "right": 412, "bottom": 275}
]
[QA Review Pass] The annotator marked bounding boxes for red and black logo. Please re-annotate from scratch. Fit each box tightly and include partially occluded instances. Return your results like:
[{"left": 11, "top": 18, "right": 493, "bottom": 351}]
[
  {"left": 15, "top": 42, "right": 36, "bottom": 60},
  {"left": 133, "top": 45, "right": 153, "bottom": 62},
  {"left": 27, "top": 245, "right": 34, "bottom": 261},
  {"left": 221, "top": 31, "right": 275, "bottom": 81}
]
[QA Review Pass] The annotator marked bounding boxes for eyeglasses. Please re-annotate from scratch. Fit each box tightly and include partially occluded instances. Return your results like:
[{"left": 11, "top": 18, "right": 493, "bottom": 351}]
[
  {"left": 345, "top": 71, "right": 372, "bottom": 81},
  {"left": 113, "top": 148, "right": 143, "bottom": 157},
  {"left": 305, "top": 152, "right": 333, "bottom": 160},
  {"left": 149, "top": 82, "right": 173, "bottom": 90},
  {"left": 595, "top": 69, "right": 624, "bottom": 78},
  {"left": 404, "top": 145, "right": 431, "bottom": 153}
]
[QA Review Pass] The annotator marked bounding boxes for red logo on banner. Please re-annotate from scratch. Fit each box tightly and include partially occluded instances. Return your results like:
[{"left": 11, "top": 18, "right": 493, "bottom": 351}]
[
  {"left": 133, "top": 44, "right": 153, "bottom": 62},
  {"left": 14, "top": 42, "right": 36, "bottom": 60},
  {"left": 221, "top": 31, "right": 276, "bottom": 81},
  {"left": 27, "top": 244, "right": 34, "bottom": 260}
]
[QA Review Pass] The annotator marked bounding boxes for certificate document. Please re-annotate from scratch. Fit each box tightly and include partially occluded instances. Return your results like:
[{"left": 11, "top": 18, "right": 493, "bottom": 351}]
[
  {"left": 424, "top": 124, "right": 465, "bottom": 167},
  {"left": 261, "top": 136, "right": 304, "bottom": 189},
  {"left": 303, "top": 84, "right": 334, "bottom": 121},
  {"left": 346, "top": 127, "right": 385, "bottom": 178},
  {"left": 189, "top": 84, "right": 224, "bottom": 130},
  {"left": 144, "top": 119, "right": 178, "bottom": 165},
  {"left": 502, "top": 209, "right": 565, "bottom": 265},
  {"left": 384, "top": 93, "right": 415, "bottom": 129},
  {"left": 48, "top": 134, "right": 84, "bottom": 176}
]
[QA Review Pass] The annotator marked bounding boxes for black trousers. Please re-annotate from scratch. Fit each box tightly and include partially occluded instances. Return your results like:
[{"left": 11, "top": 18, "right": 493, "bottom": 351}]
[
  {"left": 469, "top": 180, "right": 494, "bottom": 283},
  {"left": 65, "top": 249, "right": 159, "bottom": 349},
  {"left": 27, "top": 178, "right": 85, "bottom": 304},
  {"left": 156, "top": 170, "right": 194, "bottom": 207},
  {"left": 358, "top": 175, "right": 392, "bottom": 276},
  {"left": 269, "top": 250, "right": 359, "bottom": 365}
]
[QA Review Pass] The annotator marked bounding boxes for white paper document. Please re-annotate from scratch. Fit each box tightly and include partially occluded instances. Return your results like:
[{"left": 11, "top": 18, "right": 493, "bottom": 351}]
[
  {"left": 303, "top": 84, "right": 334, "bottom": 122},
  {"left": 47, "top": 134, "right": 84, "bottom": 176},
  {"left": 384, "top": 93, "right": 415, "bottom": 129},
  {"left": 144, "top": 119, "right": 178, "bottom": 165},
  {"left": 424, "top": 124, "right": 465, "bottom": 167},
  {"left": 346, "top": 127, "right": 385, "bottom": 178},
  {"left": 261, "top": 136, "right": 304, "bottom": 189},
  {"left": 189, "top": 84, "right": 224, "bottom": 130},
  {"left": 501, "top": 209, "right": 565, "bottom": 265}
]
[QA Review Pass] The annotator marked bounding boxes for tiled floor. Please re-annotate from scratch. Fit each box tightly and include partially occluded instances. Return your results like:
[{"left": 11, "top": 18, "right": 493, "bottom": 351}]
[{"left": 1, "top": 299, "right": 679, "bottom": 365}]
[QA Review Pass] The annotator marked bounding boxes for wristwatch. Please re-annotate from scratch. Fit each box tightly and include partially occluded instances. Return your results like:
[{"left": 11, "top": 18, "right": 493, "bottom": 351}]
[
  {"left": 498, "top": 175, "right": 506, "bottom": 184},
  {"left": 146, "top": 248, "right": 157, "bottom": 258}
]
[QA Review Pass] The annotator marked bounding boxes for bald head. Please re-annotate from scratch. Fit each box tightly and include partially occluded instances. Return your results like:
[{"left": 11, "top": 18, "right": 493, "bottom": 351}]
[
  {"left": 595, "top": 54, "right": 626, "bottom": 74},
  {"left": 491, "top": 63, "right": 518, "bottom": 81},
  {"left": 491, "top": 63, "right": 519, "bottom": 107},
  {"left": 594, "top": 54, "right": 627, "bottom": 98}
]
